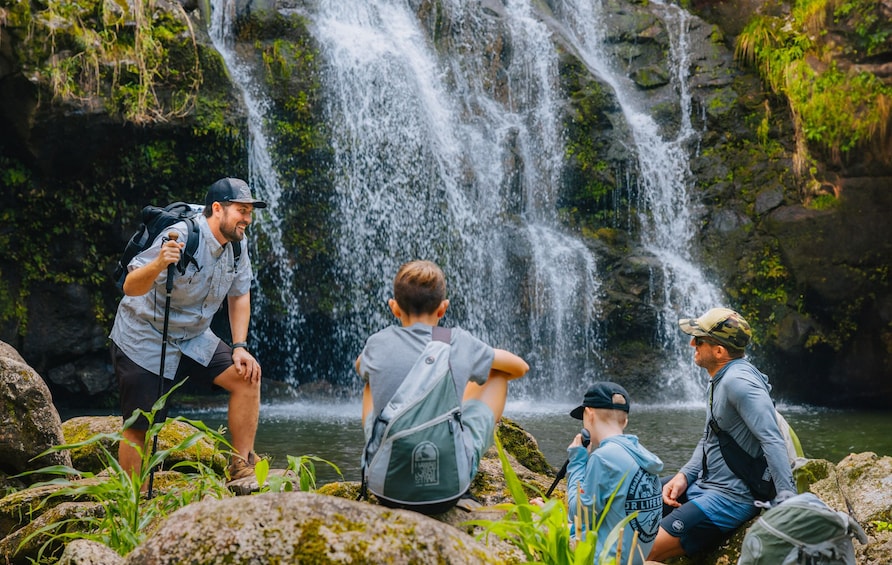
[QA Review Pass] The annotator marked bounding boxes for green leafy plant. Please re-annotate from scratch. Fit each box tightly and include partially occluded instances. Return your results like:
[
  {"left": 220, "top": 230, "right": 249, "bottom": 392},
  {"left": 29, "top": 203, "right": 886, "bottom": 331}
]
[
  {"left": 465, "top": 433, "right": 639, "bottom": 564},
  {"left": 15, "top": 381, "right": 231, "bottom": 561},
  {"left": 22, "top": 0, "right": 202, "bottom": 123},
  {"left": 254, "top": 454, "right": 343, "bottom": 493},
  {"left": 735, "top": 0, "right": 892, "bottom": 168}
]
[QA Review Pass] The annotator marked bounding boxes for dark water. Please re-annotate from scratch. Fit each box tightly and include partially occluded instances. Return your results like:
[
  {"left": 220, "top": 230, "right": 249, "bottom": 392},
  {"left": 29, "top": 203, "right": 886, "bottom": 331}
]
[{"left": 173, "top": 400, "right": 892, "bottom": 485}]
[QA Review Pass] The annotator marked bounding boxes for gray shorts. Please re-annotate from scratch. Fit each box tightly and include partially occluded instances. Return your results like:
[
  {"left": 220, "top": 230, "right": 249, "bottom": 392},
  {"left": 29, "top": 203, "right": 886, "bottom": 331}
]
[{"left": 462, "top": 399, "right": 496, "bottom": 476}]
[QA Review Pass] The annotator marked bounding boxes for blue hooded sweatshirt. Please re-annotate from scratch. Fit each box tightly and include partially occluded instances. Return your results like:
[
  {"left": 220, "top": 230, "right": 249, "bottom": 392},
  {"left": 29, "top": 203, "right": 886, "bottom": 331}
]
[{"left": 566, "top": 434, "right": 664, "bottom": 565}]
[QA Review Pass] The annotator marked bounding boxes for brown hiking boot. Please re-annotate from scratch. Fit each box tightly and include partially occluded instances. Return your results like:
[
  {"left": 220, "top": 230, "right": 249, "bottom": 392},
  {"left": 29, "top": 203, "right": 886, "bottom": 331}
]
[{"left": 226, "top": 451, "right": 257, "bottom": 482}]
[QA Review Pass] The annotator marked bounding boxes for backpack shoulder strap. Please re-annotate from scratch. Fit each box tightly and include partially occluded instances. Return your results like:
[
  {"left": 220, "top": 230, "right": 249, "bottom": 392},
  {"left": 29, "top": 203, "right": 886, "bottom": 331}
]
[
  {"left": 177, "top": 216, "right": 201, "bottom": 274},
  {"left": 431, "top": 325, "right": 451, "bottom": 344},
  {"left": 233, "top": 239, "right": 242, "bottom": 264}
]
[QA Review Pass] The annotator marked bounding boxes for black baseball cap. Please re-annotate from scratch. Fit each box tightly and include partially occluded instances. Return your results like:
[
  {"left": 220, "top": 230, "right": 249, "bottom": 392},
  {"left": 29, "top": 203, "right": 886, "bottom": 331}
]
[
  {"left": 570, "top": 382, "right": 631, "bottom": 419},
  {"left": 205, "top": 177, "right": 267, "bottom": 208}
]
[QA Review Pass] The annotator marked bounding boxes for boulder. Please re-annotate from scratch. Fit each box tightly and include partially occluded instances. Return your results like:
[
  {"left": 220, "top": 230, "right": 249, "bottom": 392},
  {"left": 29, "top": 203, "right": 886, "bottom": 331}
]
[
  {"left": 124, "top": 492, "right": 507, "bottom": 564},
  {"left": 810, "top": 452, "right": 892, "bottom": 524},
  {"left": 58, "top": 539, "right": 124, "bottom": 565},
  {"left": 61, "top": 416, "right": 227, "bottom": 475},
  {"left": 0, "top": 501, "right": 105, "bottom": 565},
  {"left": 0, "top": 341, "right": 71, "bottom": 483}
]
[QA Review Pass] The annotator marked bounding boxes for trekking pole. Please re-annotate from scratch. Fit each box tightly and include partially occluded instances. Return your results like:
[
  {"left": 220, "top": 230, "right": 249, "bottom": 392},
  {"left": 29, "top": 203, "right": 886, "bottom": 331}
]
[
  {"left": 545, "top": 429, "right": 591, "bottom": 498},
  {"left": 147, "top": 232, "right": 179, "bottom": 499}
]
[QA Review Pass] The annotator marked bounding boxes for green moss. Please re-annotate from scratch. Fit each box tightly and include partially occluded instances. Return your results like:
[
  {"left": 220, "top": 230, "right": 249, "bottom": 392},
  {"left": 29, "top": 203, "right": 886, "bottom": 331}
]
[
  {"left": 737, "top": 242, "right": 792, "bottom": 343},
  {"left": 497, "top": 418, "right": 553, "bottom": 476},
  {"left": 735, "top": 0, "right": 892, "bottom": 164}
]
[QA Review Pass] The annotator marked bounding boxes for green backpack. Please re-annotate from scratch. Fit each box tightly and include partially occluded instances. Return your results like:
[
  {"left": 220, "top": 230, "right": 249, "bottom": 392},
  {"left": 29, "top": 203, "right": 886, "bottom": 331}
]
[
  {"left": 738, "top": 493, "right": 867, "bottom": 565},
  {"left": 360, "top": 327, "right": 471, "bottom": 515}
]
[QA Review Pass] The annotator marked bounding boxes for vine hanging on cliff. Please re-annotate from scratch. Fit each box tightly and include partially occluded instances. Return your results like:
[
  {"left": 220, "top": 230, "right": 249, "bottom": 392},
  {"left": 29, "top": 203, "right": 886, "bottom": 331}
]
[
  {"left": 21, "top": 0, "right": 202, "bottom": 123},
  {"left": 735, "top": 0, "right": 892, "bottom": 197}
]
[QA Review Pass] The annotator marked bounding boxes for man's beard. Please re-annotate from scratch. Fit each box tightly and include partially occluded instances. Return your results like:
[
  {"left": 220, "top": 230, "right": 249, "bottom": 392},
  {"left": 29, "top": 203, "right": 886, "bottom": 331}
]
[{"left": 220, "top": 210, "right": 247, "bottom": 242}]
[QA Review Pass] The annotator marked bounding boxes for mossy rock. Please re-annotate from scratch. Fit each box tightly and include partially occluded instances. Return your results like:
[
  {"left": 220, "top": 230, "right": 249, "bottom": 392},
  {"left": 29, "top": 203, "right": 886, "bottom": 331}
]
[
  {"left": 126, "top": 492, "right": 505, "bottom": 564},
  {"left": 61, "top": 416, "right": 227, "bottom": 475},
  {"left": 496, "top": 417, "right": 554, "bottom": 476}
]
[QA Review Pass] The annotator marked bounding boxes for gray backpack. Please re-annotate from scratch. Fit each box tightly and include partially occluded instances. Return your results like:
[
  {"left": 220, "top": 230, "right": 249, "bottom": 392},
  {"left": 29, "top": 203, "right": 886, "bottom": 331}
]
[
  {"left": 360, "top": 327, "right": 471, "bottom": 514},
  {"left": 738, "top": 493, "right": 867, "bottom": 565}
]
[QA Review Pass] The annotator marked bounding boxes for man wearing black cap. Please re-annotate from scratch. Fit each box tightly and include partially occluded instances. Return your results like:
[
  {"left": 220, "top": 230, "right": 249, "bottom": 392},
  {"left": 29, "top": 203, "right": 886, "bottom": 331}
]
[
  {"left": 648, "top": 308, "right": 796, "bottom": 561},
  {"left": 563, "top": 382, "right": 664, "bottom": 564},
  {"left": 110, "top": 178, "right": 267, "bottom": 482}
]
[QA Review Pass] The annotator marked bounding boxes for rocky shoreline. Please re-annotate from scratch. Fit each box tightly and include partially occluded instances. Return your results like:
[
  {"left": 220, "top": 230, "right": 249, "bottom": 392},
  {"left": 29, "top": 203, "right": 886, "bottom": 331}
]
[{"left": 3, "top": 341, "right": 891, "bottom": 564}]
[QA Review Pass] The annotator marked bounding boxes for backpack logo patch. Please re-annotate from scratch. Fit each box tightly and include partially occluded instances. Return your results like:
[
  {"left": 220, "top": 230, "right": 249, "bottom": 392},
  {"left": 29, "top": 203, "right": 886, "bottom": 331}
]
[{"left": 412, "top": 441, "right": 440, "bottom": 487}]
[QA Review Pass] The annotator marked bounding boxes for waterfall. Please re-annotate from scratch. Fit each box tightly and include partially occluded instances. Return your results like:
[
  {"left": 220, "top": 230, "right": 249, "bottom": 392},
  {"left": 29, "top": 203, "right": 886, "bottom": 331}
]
[
  {"left": 208, "top": 0, "right": 725, "bottom": 400},
  {"left": 550, "top": 0, "right": 724, "bottom": 399},
  {"left": 208, "top": 0, "right": 304, "bottom": 376},
  {"left": 310, "top": 0, "right": 601, "bottom": 395}
]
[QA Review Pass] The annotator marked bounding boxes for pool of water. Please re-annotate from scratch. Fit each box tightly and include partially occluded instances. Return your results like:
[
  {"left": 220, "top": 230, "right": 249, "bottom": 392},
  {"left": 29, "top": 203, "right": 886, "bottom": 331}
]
[{"left": 170, "top": 400, "right": 892, "bottom": 485}]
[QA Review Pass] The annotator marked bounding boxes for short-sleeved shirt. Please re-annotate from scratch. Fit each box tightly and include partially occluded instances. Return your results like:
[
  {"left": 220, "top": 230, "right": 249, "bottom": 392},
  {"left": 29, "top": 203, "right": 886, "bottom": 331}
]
[
  {"left": 109, "top": 215, "right": 252, "bottom": 378},
  {"left": 358, "top": 323, "right": 494, "bottom": 421}
]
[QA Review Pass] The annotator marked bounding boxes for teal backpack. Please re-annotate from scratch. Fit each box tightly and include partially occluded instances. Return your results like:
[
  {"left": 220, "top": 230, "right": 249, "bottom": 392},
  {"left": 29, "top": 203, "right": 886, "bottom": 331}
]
[
  {"left": 360, "top": 327, "right": 471, "bottom": 515},
  {"left": 738, "top": 493, "right": 867, "bottom": 565}
]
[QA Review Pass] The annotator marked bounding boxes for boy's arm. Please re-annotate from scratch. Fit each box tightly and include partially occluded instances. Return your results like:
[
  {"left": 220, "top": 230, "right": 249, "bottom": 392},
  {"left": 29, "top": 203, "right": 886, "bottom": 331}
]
[
  {"left": 361, "top": 382, "right": 373, "bottom": 427},
  {"left": 355, "top": 355, "right": 374, "bottom": 427},
  {"left": 489, "top": 348, "right": 529, "bottom": 380}
]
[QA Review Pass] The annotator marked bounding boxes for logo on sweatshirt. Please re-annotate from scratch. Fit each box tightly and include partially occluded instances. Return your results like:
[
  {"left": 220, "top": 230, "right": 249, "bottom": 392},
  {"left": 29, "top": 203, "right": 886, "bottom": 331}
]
[{"left": 626, "top": 468, "right": 663, "bottom": 542}]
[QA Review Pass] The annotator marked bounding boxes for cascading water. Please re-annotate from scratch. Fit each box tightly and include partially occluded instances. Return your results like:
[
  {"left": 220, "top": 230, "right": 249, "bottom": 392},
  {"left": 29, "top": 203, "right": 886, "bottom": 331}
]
[
  {"left": 209, "top": 0, "right": 726, "bottom": 400},
  {"left": 310, "top": 0, "right": 601, "bottom": 395},
  {"left": 208, "top": 0, "right": 304, "bottom": 376},
  {"left": 549, "top": 0, "right": 725, "bottom": 399}
]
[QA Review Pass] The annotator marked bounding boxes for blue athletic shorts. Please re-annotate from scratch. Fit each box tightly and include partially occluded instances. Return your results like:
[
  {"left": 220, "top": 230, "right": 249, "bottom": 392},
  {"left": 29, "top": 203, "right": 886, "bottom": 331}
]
[
  {"left": 461, "top": 399, "right": 495, "bottom": 475},
  {"left": 660, "top": 481, "right": 760, "bottom": 555}
]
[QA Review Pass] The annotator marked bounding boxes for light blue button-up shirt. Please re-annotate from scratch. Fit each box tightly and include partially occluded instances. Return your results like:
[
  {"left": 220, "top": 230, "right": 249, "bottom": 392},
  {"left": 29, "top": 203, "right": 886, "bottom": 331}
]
[{"left": 110, "top": 214, "right": 253, "bottom": 379}]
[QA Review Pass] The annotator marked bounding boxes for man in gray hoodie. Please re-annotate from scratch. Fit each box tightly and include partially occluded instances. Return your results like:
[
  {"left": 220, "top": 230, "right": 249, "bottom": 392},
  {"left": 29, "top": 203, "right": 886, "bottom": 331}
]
[{"left": 648, "top": 308, "right": 796, "bottom": 561}]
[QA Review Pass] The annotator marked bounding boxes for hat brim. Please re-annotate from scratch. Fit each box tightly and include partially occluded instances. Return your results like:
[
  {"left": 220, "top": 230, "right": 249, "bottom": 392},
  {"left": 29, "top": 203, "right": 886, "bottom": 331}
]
[
  {"left": 569, "top": 405, "right": 585, "bottom": 420},
  {"left": 229, "top": 198, "right": 267, "bottom": 208},
  {"left": 678, "top": 318, "right": 709, "bottom": 337}
]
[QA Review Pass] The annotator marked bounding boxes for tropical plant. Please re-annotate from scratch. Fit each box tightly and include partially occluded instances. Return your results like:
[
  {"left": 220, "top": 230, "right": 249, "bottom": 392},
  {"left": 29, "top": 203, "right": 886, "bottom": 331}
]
[
  {"left": 15, "top": 381, "right": 231, "bottom": 561},
  {"left": 465, "top": 433, "right": 640, "bottom": 565},
  {"left": 253, "top": 454, "right": 343, "bottom": 493}
]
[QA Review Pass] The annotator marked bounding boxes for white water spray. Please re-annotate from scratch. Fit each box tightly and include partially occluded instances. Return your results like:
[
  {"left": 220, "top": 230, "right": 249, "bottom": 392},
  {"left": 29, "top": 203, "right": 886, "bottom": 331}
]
[
  {"left": 310, "top": 0, "right": 601, "bottom": 394},
  {"left": 209, "top": 0, "right": 304, "bottom": 375},
  {"left": 550, "top": 0, "right": 725, "bottom": 398}
]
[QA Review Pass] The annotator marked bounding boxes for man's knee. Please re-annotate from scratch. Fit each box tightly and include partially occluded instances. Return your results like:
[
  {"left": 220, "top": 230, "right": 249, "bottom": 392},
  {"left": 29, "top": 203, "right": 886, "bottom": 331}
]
[
  {"left": 213, "top": 366, "right": 260, "bottom": 395},
  {"left": 648, "top": 527, "right": 685, "bottom": 561}
]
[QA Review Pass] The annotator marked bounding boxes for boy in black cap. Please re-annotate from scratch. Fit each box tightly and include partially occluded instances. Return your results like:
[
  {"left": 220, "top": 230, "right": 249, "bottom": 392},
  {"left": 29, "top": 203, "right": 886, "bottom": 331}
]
[
  {"left": 110, "top": 177, "right": 266, "bottom": 483},
  {"left": 564, "top": 382, "right": 663, "bottom": 565}
]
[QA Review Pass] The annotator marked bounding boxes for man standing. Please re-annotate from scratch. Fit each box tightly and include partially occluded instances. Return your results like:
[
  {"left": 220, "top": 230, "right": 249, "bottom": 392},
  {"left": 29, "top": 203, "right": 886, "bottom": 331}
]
[
  {"left": 648, "top": 307, "right": 796, "bottom": 561},
  {"left": 110, "top": 177, "right": 265, "bottom": 481}
]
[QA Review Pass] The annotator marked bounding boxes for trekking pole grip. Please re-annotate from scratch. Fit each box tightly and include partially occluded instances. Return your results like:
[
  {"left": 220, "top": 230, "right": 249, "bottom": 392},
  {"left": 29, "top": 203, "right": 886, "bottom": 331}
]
[{"left": 164, "top": 231, "right": 179, "bottom": 293}]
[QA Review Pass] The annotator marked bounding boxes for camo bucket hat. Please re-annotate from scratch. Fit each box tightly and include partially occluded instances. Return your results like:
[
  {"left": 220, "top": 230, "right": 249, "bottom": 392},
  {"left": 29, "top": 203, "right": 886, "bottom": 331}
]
[{"left": 679, "top": 307, "right": 752, "bottom": 351}]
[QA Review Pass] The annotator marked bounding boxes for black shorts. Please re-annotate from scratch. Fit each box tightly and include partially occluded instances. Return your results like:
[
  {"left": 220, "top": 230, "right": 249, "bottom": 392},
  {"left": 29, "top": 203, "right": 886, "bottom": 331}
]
[{"left": 113, "top": 341, "right": 233, "bottom": 431}]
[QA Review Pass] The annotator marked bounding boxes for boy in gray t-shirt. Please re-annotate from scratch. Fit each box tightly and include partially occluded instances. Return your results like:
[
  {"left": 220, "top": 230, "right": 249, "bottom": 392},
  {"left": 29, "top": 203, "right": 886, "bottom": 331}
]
[{"left": 356, "top": 260, "right": 529, "bottom": 506}]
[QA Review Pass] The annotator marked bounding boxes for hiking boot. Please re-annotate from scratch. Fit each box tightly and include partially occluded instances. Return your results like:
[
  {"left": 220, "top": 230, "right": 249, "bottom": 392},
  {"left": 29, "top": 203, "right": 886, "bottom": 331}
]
[{"left": 226, "top": 451, "right": 257, "bottom": 481}]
